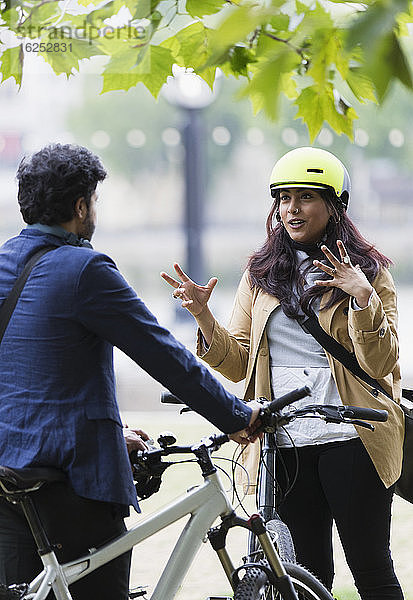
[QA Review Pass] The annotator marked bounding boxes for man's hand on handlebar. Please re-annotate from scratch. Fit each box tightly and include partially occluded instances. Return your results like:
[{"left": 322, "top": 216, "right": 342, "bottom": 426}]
[
  {"left": 123, "top": 426, "right": 151, "bottom": 454},
  {"left": 228, "top": 400, "right": 263, "bottom": 445}
]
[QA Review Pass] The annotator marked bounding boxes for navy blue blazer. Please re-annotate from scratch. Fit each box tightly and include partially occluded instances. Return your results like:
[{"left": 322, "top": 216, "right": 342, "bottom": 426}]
[{"left": 0, "top": 229, "right": 251, "bottom": 511}]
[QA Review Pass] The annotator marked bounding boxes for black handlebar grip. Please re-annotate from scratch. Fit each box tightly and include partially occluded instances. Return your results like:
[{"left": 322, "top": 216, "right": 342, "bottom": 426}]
[
  {"left": 160, "top": 391, "right": 184, "bottom": 405},
  {"left": 213, "top": 433, "right": 230, "bottom": 446},
  {"left": 341, "top": 406, "right": 388, "bottom": 422},
  {"left": 268, "top": 385, "right": 312, "bottom": 413}
]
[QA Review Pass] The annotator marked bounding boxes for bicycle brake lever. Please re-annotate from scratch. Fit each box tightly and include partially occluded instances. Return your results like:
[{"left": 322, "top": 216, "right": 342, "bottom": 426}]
[
  {"left": 323, "top": 416, "right": 375, "bottom": 431},
  {"left": 349, "top": 419, "right": 375, "bottom": 431}
]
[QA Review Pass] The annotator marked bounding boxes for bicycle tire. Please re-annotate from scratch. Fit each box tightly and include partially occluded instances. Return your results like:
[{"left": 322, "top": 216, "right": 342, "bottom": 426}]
[
  {"left": 265, "top": 519, "right": 296, "bottom": 564},
  {"left": 233, "top": 561, "right": 334, "bottom": 600},
  {"left": 250, "top": 518, "right": 296, "bottom": 565}
]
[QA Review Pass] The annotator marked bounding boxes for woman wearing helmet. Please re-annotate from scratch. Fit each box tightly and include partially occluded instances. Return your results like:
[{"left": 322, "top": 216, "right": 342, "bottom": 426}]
[{"left": 161, "top": 147, "right": 404, "bottom": 598}]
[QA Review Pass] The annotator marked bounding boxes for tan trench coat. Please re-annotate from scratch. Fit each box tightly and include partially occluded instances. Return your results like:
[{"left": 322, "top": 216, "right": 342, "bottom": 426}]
[{"left": 197, "top": 268, "right": 404, "bottom": 491}]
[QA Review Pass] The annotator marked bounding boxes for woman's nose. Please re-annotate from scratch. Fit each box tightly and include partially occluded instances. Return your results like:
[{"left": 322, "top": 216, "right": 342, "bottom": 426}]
[{"left": 288, "top": 202, "right": 300, "bottom": 214}]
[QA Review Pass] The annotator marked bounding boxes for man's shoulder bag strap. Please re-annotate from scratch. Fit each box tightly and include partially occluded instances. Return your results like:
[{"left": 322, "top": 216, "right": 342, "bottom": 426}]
[{"left": 0, "top": 246, "right": 55, "bottom": 344}]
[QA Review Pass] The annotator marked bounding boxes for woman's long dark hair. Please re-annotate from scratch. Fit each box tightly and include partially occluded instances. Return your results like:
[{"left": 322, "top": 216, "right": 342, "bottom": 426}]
[{"left": 247, "top": 188, "right": 392, "bottom": 318}]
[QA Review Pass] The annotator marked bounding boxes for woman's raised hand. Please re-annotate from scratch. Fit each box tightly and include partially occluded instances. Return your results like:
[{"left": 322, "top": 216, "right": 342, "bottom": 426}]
[
  {"left": 313, "top": 240, "right": 373, "bottom": 308},
  {"left": 160, "top": 263, "right": 218, "bottom": 317}
]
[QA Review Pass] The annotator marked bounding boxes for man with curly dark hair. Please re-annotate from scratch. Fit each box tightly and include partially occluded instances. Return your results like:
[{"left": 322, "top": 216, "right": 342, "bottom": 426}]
[
  {"left": 0, "top": 144, "right": 259, "bottom": 600},
  {"left": 17, "top": 144, "right": 107, "bottom": 228}
]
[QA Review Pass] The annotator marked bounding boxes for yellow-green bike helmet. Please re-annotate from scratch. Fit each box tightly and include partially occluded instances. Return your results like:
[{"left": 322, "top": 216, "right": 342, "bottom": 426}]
[{"left": 269, "top": 147, "right": 351, "bottom": 210}]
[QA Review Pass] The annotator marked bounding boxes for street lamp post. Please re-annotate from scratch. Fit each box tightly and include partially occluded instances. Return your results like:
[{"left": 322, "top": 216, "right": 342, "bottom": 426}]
[
  {"left": 163, "top": 67, "right": 220, "bottom": 320},
  {"left": 182, "top": 107, "right": 205, "bottom": 285}
]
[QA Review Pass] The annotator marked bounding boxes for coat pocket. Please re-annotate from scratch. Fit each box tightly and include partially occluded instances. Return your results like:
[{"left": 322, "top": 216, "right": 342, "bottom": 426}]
[{"left": 85, "top": 402, "right": 122, "bottom": 426}]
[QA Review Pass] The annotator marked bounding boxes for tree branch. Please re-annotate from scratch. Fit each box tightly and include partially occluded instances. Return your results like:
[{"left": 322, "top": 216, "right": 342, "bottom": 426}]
[
  {"left": 263, "top": 30, "right": 307, "bottom": 61},
  {"left": 18, "top": 0, "right": 58, "bottom": 27}
]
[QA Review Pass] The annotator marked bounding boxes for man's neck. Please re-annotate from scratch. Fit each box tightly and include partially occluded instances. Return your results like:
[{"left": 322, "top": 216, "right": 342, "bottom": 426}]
[{"left": 26, "top": 223, "right": 93, "bottom": 248}]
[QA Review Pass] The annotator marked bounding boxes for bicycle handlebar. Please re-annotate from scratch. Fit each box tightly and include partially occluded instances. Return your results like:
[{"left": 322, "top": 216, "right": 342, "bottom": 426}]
[
  {"left": 160, "top": 387, "right": 313, "bottom": 411},
  {"left": 160, "top": 391, "right": 183, "bottom": 405},
  {"left": 267, "top": 385, "right": 312, "bottom": 412},
  {"left": 160, "top": 388, "right": 389, "bottom": 425},
  {"left": 337, "top": 406, "right": 388, "bottom": 422},
  {"left": 132, "top": 390, "right": 388, "bottom": 499}
]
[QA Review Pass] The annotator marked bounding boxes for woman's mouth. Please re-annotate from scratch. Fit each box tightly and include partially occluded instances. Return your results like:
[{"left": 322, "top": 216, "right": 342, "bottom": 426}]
[{"left": 288, "top": 219, "right": 305, "bottom": 229}]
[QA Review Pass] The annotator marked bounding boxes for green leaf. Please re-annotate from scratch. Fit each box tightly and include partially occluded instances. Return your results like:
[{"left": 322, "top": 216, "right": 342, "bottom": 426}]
[
  {"left": 186, "top": 0, "right": 226, "bottom": 18},
  {"left": 159, "top": 34, "right": 181, "bottom": 59},
  {"left": 229, "top": 45, "right": 257, "bottom": 78},
  {"left": 197, "top": 65, "right": 217, "bottom": 88},
  {"left": 268, "top": 14, "right": 290, "bottom": 32},
  {"left": 160, "top": 21, "right": 219, "bottom": 82},
  {"left": 0, "top": 44, "right": 23, "bottom": 86},
  {"left": 361, "top": 30, "right": 413, "bottom": 99},
  {"left": 241, "top": 47, "right": 301, "bottom": 119},
  {"left": 77, "top": 0, "right": 103, "bottom": 6},
  {"left": 32, "top": 0, "right": 60, "bottom": 24},
  {"left": 138, "top": 45, "right": 175, "bottom": 96},
  {"left": 297, "top": 0, "right": 334, "bottom": 35},
  {"left": 381, "top": 31, "right": 413, "bottom": 94},
  {"left": 295, "top": 87, "right": 324, "bottom": 140},
  {"left": 95, "top": 23, "right": 150, "bottom": 57},
  {"left": 345, "top": 67, "right": 377, "bottom": 103},
  {"left": 0, "top": 7, "right": 20, "bottom": 29},
  {"left": 397, "top": 11, "right": 413, "bottom": 36},
  {"left": 101, "top": 44, "right": 174, "bottom": 97},
  {"left": 133, "top": 0, "right": 161, "bottom": 19},
  {"left": 100, "top": 42, "right": 152, "bottom": 93},
  {"left": 206, "top": 5, "right": 271, "bottom": 66},
  {"left": 84, "top": 2, "right": 117, "bottom": 27},
  {"left": 346, "top": 0, "right": 410, "bottom": 52},
  {"left": 170, "top": 21, "right": 207, "bottom": 65},
  {"left": 15, "top": 1, "right": 61, "bottom": 39},
  {"left": 40, "top": 37, "right": 102, "bottom": 76},
  {"left": 295, "top": 0, "right": 308, "bottom": 13},
  {"left": 295, "top": 84, "right": 356, "bottom": 141},
  {"left": 307, "top": 29, "right": 348, "bottom": 83}
]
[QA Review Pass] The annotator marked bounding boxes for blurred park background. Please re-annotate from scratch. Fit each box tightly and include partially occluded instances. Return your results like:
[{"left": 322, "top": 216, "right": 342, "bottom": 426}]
[{"left": 1, "top": 50, "right": 413, "bottom": 598}]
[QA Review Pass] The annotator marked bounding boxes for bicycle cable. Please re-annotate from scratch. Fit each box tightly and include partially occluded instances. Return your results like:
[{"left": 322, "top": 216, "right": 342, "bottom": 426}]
[
  {"left": 277, "top": 427, "right": 300, "bottom": 503},
  {"left": 255, "top": 428, "right": 300, "bottom": 511},
  {"left": 229, "top": 443, "right": 252, "bottom": 518}
]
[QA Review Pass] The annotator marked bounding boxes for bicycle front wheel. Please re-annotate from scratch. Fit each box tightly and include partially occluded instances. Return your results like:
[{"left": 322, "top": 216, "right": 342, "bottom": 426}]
[
  {"left": 233, "top": 561, "right": 334, "bottom": 600},
  {"left": 248, "top": 516, "right": 296, "bottom": 565},
  {"left": 265, "top": 519, "right": 296, "bottom": 564}
]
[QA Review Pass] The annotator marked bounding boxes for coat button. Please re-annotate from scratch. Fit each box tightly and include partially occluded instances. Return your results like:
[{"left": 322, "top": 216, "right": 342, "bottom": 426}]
[
  {"left": 260, "top": 348, "right": 268, "bottom": 356},
  {"left": 343, "top": 307, "right": 349, "bottom": 316},
  {"left": 379, "top": 327, "right": 385, "bottom": 338},
  {"left": 371, "top": 388, "right": 379, "bottom": 397}
]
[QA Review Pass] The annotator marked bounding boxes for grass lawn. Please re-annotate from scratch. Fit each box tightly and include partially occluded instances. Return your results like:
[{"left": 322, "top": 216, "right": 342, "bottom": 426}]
[{"left": 123, "top": 410, "right": 412, "bottom": 600}]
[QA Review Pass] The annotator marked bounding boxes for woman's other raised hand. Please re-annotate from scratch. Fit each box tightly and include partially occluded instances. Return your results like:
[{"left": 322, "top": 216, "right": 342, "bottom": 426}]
[{"left": 313, "top": 240, "right": 373, "bottom": 308}]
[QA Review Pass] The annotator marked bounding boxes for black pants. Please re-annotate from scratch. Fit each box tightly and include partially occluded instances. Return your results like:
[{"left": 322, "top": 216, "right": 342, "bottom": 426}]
[
  {"left": 0, "top": 482, "right": 131, "bottom": 600},
  {"left": 276, "top": 437, "right": 403, "bottom": 599}
]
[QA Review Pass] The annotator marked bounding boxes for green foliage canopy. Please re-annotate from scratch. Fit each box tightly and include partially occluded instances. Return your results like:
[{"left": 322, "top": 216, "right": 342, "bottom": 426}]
[{"left": 1, "top": 0, "right": 412, "bottom": 141}]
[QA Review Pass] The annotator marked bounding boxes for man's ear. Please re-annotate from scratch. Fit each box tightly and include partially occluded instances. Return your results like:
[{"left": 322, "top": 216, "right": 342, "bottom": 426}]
[{"left": 74, "top": 197, "right": 86, "bottom": 219}]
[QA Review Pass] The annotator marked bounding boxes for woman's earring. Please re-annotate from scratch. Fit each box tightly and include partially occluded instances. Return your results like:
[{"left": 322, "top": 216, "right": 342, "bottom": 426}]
[{"left": 276, "top": 210, "right": 281, "bottom": 222}]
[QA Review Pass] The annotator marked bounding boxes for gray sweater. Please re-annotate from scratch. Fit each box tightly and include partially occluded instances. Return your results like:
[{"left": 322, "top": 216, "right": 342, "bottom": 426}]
[{"left": 268, "top": 251, "right": 358, "bottom": 447}]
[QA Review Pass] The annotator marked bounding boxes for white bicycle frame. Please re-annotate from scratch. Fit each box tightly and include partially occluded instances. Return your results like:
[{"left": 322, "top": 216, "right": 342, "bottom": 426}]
[{"left": 24, "top": 470, "right": 235, "bottom": 600}]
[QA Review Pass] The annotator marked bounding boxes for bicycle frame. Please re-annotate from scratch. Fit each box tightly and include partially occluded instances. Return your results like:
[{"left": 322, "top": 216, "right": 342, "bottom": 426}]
[
  {"left": 25, "top": 470, "right": 235, "bottom": 600},
  {"left": 257, "top": 432, "right": 277, "bottom": 523},
  {"left": 247, "top": 431, "right": 278, "bottom": 557}
]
